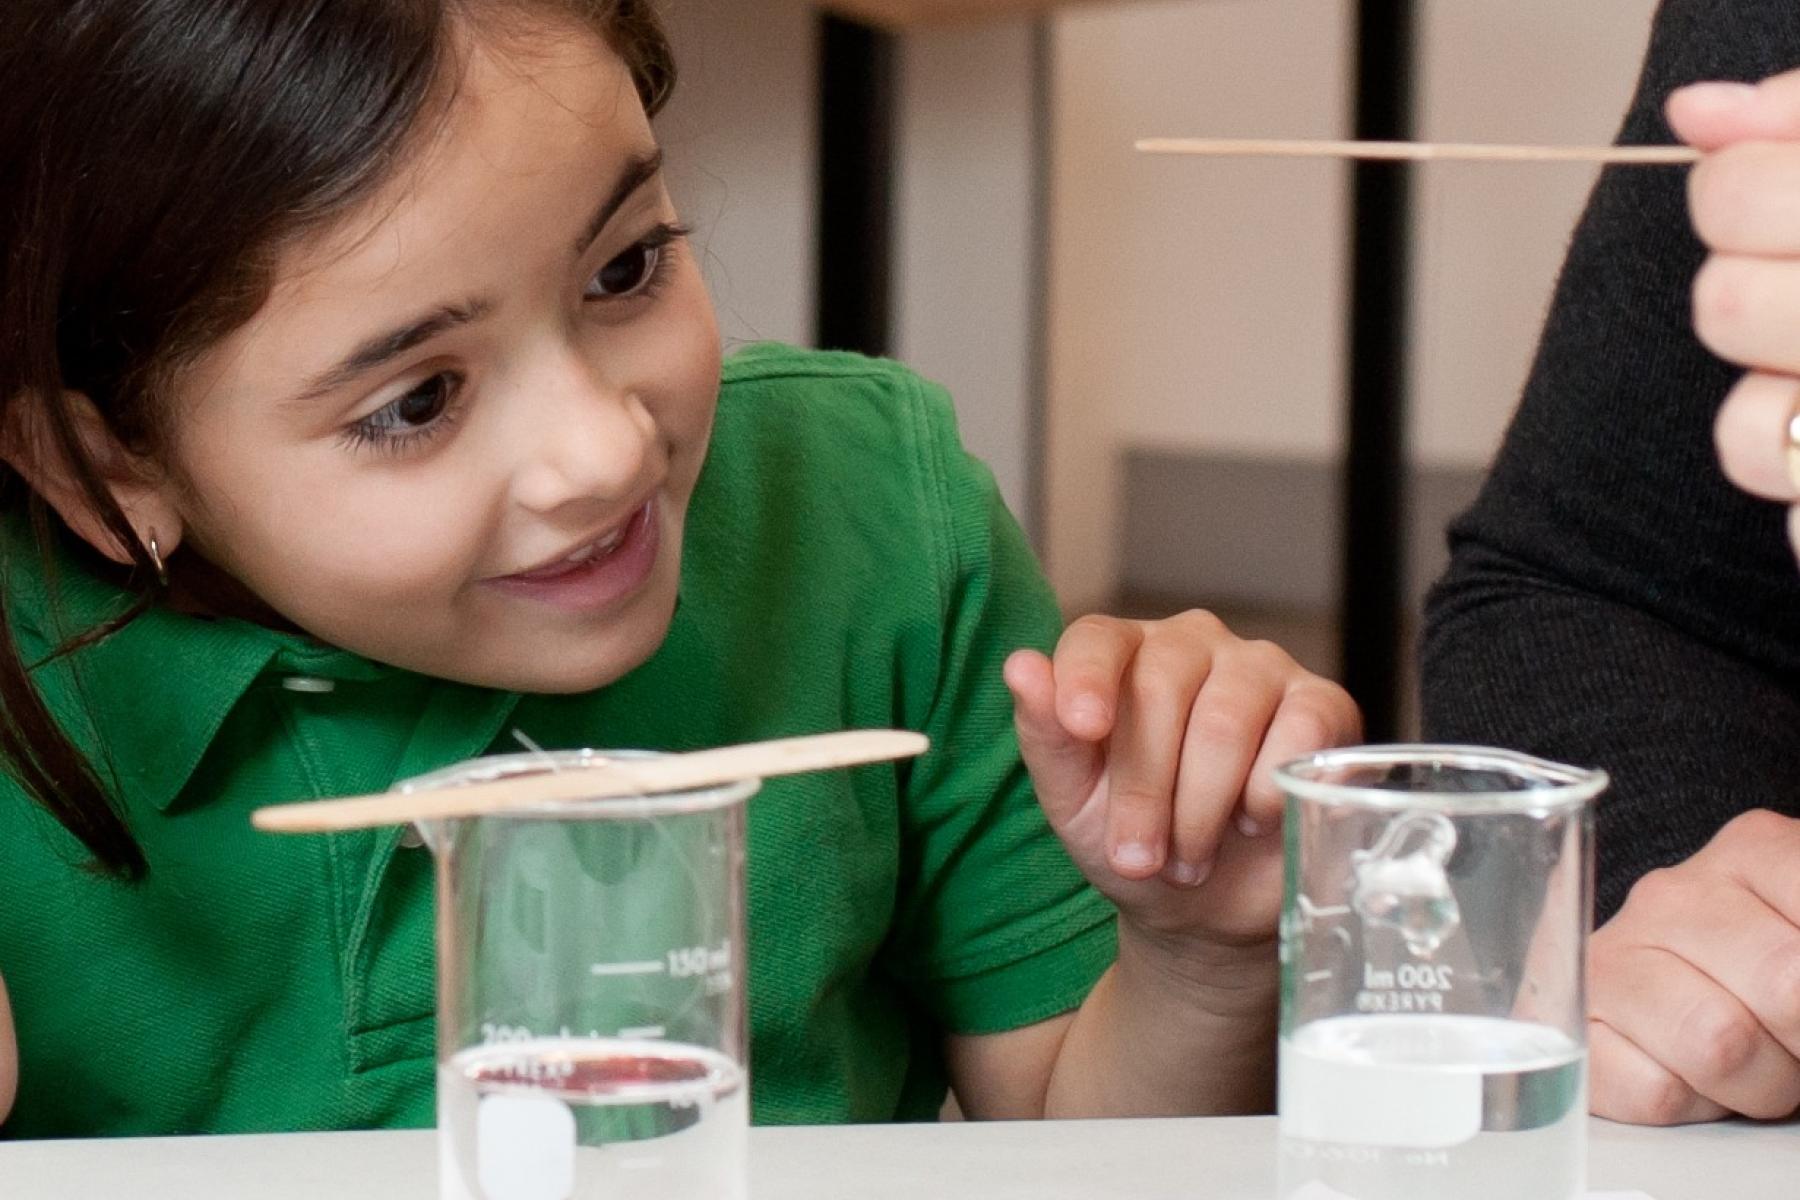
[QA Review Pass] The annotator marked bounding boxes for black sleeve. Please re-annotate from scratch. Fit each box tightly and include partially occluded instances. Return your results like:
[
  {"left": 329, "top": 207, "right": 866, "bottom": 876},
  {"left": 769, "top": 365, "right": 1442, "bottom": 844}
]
[{"left": 1420, "top": 0, "right": 1800, "bottom": 923}]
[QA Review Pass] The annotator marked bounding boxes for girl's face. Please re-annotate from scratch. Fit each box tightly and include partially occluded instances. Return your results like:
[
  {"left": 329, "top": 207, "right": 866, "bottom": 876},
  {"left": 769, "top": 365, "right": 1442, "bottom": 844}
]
[{"left": 160, "top": 20, "right": 722, "bottom": 693}]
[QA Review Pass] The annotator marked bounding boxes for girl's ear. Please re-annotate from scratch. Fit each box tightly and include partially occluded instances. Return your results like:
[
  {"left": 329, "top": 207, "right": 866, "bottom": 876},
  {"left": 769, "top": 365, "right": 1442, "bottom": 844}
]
[{"left": 1, "top": 391, "right": 185, "bottom": 569}]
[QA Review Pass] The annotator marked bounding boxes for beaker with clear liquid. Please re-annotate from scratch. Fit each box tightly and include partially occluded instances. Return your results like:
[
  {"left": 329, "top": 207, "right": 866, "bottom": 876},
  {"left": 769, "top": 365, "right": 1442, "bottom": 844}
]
[
  {"left": 1272, "top": 746, "right": 1603, "bottom": 1200},
  {"left": 404, "top": 750, "right": 754, "bottom": 1200}
]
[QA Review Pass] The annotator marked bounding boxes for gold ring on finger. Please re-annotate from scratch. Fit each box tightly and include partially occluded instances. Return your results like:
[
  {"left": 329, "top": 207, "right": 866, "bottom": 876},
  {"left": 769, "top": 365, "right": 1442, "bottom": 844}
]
[{"left": 1785, "top": 392, "right": 1800, "bottom": 493}]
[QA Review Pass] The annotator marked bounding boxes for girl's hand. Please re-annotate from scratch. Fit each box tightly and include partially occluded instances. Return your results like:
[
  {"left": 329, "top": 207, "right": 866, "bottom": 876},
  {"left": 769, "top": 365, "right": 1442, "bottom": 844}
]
[
  {"left": 1003, "top": 611, "right": 1361, "bottom": 946},
  {"left": 1670, "top": 71, "right": 1800, "bottom": 557}
]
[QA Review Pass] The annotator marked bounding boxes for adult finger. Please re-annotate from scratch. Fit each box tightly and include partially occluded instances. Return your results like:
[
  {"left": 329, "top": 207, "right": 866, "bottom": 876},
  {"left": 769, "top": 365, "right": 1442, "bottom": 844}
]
[
  {"left": 1689, "top": 141, "right": 1800, "bottom": 256},
  {"left": 1668, "top": 72, "right": 1800, "bottom": 152},
  {"left": 1708, "top": 809, "right": 1800, "bottom": 926},
  {"left": 1662, "top": 887, "right": 1800, "bottom": 1116},
  {"left": 1714, "top": 371, "right": 1800, "bottom": 501},
  {"left": 1593, "top": 937, "right": 1800, "bottom": 1120},
  {"left": 1693, "top": 253, "right": 1800, "bottom": 375},
  {"left": 1589, "top": 1019, "right": 1729, "bottom": 1126}
]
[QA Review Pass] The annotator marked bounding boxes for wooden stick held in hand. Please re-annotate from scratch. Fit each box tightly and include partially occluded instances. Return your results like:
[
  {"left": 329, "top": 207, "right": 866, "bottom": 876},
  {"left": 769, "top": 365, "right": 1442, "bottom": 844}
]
[
  {"left": 251, "top": 729, "right": 930, "bottom": 833},
  {"left": 1135, "top": 138, "right": 1701, "bottom": 166}
]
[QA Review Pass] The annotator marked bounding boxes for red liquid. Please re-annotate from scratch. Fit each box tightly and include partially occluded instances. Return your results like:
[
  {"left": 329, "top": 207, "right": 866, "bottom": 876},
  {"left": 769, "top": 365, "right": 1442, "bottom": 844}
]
[
  {"left": 468, "top": 1048, "right": 716, "bottom": 1095},
  {"left": 438, "top": 1037, "right": 748, "bottom": 1200}
]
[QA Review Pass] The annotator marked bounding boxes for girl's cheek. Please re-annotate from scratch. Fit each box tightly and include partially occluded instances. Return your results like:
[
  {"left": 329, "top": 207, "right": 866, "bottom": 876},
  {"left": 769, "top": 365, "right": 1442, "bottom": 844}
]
[
  {"left": 638, "top": 264, "right": 722, "bottom": 430},
  {"left": 285, "top": 476, "right": 489, "bottom": 598}
]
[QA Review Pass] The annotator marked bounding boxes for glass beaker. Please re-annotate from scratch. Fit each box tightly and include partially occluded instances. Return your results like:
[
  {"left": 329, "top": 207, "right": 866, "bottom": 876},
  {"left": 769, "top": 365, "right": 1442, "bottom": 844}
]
[
  {"left": 403, "top": 750, "right": 754, "bottom": 1200},
  {"left": 1272, "top": 745, "right": 1603, "bottom": 1200}
]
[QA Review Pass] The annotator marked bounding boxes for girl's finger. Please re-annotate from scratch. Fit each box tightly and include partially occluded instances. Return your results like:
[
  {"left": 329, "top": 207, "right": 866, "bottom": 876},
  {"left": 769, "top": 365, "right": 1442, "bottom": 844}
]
[
  {"left": 1103, "top": 627, "right": 1210, "bottom": 880},
  {"left": 1689, "top": 142, "right": 1800, "bottom": 256},
  {"left": 1241, "top": 679, "right": 1360, "bottom": 833},
  {"left": 1003, "top": 649, "right": 1103, "bottom": 829},
  {"left": 0, "top": 971, "right": 14, "bottom": 1124},
  {"left": 1668, "top": 72, "right": 1800, "bottom": 152},
  {"left": 1159, "top": 647, "right": 1288, "bottom": 881},
  {"left": 1588, "top": 1019, "right": 1729, "bottom": 1126},
  {"left": 1162, "top": 643, "right": 1285, "bottom": 887},
  {"left": 1693, "top": 254, "right": 1800, "bottom": 376},
  {"left": 1714, "top": 371, "right": 1800, "bottom": 501},
  {"left": 1049, "top": 616, "right": 1144, "bottom": 742}
]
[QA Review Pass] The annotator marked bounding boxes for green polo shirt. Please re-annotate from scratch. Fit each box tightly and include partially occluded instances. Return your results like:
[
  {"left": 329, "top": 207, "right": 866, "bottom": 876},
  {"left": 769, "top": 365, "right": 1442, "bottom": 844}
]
[{"left": 0, "top": 344, "right": 1116, "bottom": 1138}]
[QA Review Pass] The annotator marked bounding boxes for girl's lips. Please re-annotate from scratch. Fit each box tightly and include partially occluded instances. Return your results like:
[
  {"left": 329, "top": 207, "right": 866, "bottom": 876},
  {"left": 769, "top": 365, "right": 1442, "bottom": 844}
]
[{"left": 485, "top": 501, "right": 659, "bottom": 612}]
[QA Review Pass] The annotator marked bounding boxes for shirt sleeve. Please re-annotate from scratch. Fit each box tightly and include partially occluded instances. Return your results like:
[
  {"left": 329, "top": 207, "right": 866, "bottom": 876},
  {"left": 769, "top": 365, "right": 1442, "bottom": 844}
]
[
  {"left": 883, "top": 374, "right": 1118, "bottom": 1036},
  {"left": 1420, "top": 0, "right": 1800, "bottom": 923}
]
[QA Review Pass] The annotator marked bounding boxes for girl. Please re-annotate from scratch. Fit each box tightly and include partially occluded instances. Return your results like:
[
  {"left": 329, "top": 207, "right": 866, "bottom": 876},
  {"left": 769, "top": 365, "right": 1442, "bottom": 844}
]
[{"left": 0, "top": 0, "right": 1358, "bottom": 1136}]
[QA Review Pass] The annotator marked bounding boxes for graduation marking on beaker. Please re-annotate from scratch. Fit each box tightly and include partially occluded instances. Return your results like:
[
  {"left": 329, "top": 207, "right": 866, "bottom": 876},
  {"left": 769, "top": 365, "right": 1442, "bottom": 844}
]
[{"left": 588, "top": 959, "right": 667, "bottom": 977}]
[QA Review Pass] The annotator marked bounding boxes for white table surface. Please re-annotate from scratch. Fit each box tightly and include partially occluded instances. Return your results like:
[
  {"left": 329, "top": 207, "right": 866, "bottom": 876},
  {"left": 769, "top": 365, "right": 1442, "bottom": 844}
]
[{"left": 2, "top": 1116, "right": 1794, "bottom": 1199}]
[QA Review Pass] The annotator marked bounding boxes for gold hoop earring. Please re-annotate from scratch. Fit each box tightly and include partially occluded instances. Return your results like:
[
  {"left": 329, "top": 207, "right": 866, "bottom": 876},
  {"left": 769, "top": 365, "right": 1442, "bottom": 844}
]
[{"left": 146, "top": 533, "right": 168, "bottom": 588}]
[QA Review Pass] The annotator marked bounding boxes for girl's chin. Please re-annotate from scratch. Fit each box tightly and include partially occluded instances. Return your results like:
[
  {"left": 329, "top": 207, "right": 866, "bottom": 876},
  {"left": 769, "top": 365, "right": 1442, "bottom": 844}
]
[{"left": 459, "top": 590, "right": 680, "bottom": 695}]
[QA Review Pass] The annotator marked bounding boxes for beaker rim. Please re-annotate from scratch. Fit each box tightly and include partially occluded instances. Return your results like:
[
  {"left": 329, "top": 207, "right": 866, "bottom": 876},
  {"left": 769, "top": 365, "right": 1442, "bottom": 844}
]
[
  {"left": 1271, "top": 743, "right": 1607, "bottom": 812},
  {"left": 396, "top": 748, "right": 759, "bottom": 820}
]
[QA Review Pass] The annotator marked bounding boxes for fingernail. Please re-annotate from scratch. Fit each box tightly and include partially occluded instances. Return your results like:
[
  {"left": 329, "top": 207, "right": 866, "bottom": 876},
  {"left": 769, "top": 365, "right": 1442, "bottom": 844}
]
[
  {"left": 1070, "top": 696, "right": 1108, "bottom": 732},
  {"left": 1237, "top": 813, "right": 1265, "bottom": 838},
  {"left": 1167, "top": 859, "right": 1212, "bottom": 887},
  {"left": 1112, "top": 842, "right": 1158, "bottom": 872},
  {"left": 1677, "top": 80, "right": 1758, "bottom": 113}
]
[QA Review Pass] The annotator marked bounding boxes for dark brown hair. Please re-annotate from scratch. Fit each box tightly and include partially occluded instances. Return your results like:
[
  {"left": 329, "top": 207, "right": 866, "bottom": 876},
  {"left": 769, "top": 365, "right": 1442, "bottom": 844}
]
[{"left": 0, "top": 0, "right": 675, "bottom": 878}]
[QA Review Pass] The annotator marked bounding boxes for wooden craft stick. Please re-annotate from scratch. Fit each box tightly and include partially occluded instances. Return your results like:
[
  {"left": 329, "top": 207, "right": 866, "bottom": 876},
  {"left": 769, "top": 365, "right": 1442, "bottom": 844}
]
[
  {"left": 1134, "top": 138, "right": 1701, "bottom": 166},
  {"left": 251, "top": 729, "right": 930, "bottom": 833}
]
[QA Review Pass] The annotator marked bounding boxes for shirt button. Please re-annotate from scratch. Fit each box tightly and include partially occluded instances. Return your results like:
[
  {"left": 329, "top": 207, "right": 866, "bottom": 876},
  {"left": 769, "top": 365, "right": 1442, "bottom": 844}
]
[
  {"left": 399, "top": 825, "right": 426, "bottom": 850},
  {"left": 280, "top": 676, "right": 337, "bottom": 694}
]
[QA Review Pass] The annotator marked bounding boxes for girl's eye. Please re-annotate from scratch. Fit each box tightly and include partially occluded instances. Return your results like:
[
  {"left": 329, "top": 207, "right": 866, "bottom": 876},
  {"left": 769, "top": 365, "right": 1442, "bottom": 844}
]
[
  {"left": 589, "top": 242, "right": 658, "bottom": 298},
  {"left": 583, "top": 224, "right": 687, "bottom": 302},
  {"left": 342, "top": 372, "right": 462, "bottom": 455},
  {"left": 393, "top": 377, "right": 452, "bottom": 427}
]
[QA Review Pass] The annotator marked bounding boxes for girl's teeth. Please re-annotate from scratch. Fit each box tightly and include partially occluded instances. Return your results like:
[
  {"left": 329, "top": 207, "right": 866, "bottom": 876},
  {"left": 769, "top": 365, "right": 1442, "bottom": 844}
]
[{"left": 561, "top": 524, "right": 628, "bottom": 567}]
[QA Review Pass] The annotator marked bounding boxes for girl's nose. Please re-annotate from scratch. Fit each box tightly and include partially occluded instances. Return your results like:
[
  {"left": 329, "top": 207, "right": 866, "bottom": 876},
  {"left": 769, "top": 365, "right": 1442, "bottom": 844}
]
[{"left": 509, "top": 352, "right": 658, "bottom": 515}]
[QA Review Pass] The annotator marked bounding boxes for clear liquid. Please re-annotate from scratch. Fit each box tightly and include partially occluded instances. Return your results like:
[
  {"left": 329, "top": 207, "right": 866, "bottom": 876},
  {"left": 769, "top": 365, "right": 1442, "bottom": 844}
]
[
  {"left": 1279, "top": 1014, "right": 1585, "bottom": 1200},
  {"left": 439, "top": 1037, "right": 747, "bottom": 1200}
]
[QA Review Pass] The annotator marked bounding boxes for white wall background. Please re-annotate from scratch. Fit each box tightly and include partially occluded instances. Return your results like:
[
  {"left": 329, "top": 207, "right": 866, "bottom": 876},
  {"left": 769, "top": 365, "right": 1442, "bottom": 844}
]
[
  {"left": 1045, "top": 0, "right": 1351, "bottom": 611},
  {"left": 1411, "top": 0, "right": 1656, "bottom": 466},
  {"left": 656, "top": 0, "right": 1041, "bottom": 520},
  {"left": 895, "top": 23, "right": 1041, "bottom": 523},
  {"left": 1043, "top": 0, "right": 1657, "bottom": 609},
  {"left": 654, "top": 0, "right": 1662, "bottom": 613},
  {"left": 656, "top": 0, "right": 817, "bottom": 349}
]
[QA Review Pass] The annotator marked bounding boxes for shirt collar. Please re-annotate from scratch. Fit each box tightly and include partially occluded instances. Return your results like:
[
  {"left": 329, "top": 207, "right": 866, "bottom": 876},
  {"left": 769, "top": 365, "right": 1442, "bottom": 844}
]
[{"left": 4, "top": 514, "right": 420, "bottom": 813}]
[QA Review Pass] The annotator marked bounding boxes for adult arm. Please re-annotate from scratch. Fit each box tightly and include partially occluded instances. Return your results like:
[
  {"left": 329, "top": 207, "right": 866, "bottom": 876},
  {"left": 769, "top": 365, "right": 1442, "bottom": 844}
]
[{"left": 1421, "top": 0, "right": 1800, "bottom": 923}]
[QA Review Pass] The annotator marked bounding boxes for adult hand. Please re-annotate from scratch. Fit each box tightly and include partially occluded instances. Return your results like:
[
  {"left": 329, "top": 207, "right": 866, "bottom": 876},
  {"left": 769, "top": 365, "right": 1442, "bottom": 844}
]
[
  {"left": 1589, "top": 810, "right": 1800, "bottom": 1124},
  {"left": 1671, "top": 71, "right": 1800, "bottom": 554}
]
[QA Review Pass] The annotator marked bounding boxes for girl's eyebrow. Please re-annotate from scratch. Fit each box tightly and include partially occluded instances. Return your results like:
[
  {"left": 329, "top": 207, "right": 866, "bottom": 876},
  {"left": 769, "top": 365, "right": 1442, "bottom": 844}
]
[
  {"left": 574, "top": 148, "right": 665, "bottom": 256},
  {"left": 284, "top": 148, "right": 666, "bottom": 412},
  {"left": 285, "top": 298, "right": 494, "bottom": 409}
]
